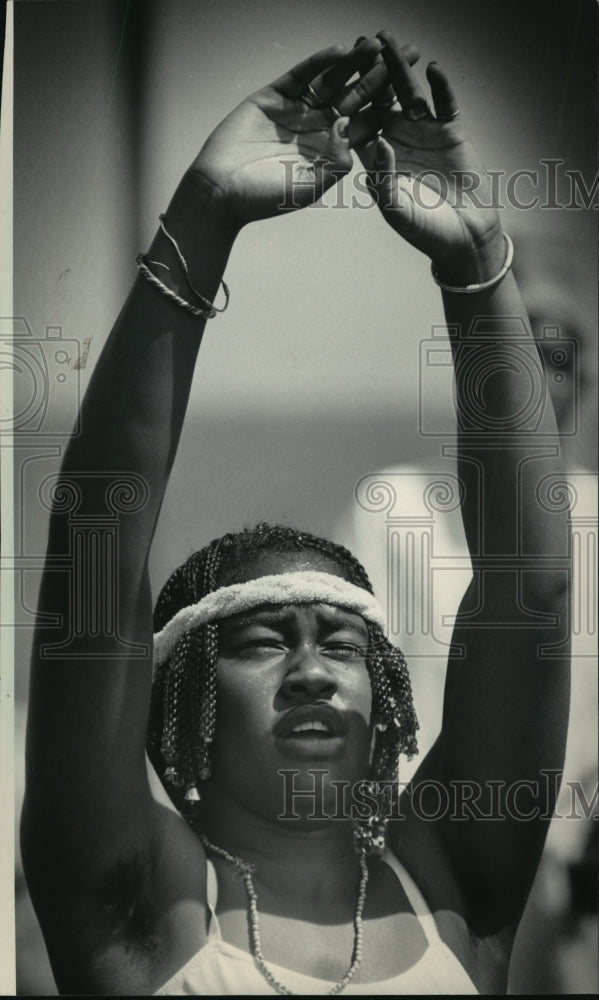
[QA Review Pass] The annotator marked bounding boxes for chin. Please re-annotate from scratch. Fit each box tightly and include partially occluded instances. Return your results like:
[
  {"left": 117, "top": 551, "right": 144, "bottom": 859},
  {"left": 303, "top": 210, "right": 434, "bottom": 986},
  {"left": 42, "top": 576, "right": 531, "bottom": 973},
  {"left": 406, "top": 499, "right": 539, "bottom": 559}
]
[{"left": 273, "top": 756, "right": 370, "bottom": 827}]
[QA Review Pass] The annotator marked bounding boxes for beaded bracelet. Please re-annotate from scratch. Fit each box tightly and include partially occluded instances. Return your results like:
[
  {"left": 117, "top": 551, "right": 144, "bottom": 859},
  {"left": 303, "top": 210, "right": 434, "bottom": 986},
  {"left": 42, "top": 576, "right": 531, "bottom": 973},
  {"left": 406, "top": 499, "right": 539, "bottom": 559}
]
[
  {"left": 136, "top": 215, "right": 230, "bottom": 319},
  {"left": 431, "top": 232, "right": 514, "bottom": 294}
]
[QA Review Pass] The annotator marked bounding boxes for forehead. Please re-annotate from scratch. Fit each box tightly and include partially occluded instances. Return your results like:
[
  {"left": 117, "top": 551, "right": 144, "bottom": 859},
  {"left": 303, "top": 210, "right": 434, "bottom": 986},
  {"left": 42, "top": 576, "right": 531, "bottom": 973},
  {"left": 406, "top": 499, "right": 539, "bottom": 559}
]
[{"left": 219, "top": 603, "right": 369, "bottom": 637}]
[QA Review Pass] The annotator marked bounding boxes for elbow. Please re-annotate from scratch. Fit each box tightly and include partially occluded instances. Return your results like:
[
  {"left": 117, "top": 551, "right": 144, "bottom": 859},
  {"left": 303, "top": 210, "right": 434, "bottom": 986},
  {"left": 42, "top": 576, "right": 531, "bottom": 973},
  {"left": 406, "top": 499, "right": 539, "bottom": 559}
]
[{"left": 526, "top": 567, "right": 571, "bottom": 614}]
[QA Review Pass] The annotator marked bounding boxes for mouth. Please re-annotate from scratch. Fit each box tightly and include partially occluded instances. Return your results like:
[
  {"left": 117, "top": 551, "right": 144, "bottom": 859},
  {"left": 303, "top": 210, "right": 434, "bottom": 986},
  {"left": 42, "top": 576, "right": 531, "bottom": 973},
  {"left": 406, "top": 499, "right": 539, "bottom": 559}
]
[
  {"left": 288, "top": 719, "right": 334, "bottom": 736},
  {"left": 274, "top": 704, "right": 347, "bottom": 758}
]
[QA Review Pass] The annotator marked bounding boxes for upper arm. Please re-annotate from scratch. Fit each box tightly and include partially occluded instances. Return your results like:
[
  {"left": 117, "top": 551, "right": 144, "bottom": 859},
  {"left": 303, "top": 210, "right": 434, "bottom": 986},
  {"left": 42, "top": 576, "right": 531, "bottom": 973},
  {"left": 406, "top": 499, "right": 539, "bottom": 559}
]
[
  {"left": 21, "top": 545, "right": 202, "bottom": 991},
  {"left": 22, "top": 509, "right": 160, "bottom": 927},
  {"left": 22, "top": 798, "right": 209, "bottom": 995},
  {"left": 399, "top": 571, "right": 570, "bottom": 935}
]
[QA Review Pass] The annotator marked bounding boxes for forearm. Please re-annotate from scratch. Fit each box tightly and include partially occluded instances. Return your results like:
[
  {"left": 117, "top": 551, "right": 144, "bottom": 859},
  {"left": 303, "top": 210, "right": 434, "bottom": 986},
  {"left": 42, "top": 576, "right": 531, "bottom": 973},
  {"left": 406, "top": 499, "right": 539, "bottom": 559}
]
[
  {"left": 26, "top": 179, "right": 237, "bottom": 817},
  {"left": 439, "top": 237, "right": 569, "bottom": 588},
  {"left": 55, "top": 174, "right": 237, "bottom": 561},
  {"left": 435, "top": 243, "right": 570, "bottom": 884}
]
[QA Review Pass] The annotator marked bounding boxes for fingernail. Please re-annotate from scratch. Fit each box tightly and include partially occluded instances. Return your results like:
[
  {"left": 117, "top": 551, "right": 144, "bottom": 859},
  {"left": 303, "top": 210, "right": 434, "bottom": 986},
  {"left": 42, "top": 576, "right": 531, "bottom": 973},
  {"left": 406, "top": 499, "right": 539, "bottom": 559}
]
[
  {"left": 354, "top": 35, "right": 366, "bottom": 45},
  {"left": 338, "top": 118, "right": 349, "bottom": 139},
  {"left": 375, "top": 137, "right": 386, "bottom": 162}
]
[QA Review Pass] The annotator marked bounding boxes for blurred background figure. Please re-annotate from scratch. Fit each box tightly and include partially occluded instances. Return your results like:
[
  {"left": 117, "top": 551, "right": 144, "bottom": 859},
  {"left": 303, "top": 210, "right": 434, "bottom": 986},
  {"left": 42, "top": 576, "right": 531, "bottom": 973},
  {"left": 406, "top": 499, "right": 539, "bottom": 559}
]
[{"left": 511, "top": 227, "right": 597, "bottom": 473}]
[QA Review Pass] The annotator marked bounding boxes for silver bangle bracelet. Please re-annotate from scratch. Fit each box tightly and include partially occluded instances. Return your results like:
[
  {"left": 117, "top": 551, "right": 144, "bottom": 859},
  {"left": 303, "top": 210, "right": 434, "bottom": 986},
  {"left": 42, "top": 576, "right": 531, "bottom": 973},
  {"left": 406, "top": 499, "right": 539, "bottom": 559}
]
[
  {"left": 136, "top": 254, "right": 217, "bottom": 318},
  {"left": 431, "top": 232, "right": 514, "bottom": 294},
  {"left": 135, "top": 214, "right": 231, "bottom": 320}
]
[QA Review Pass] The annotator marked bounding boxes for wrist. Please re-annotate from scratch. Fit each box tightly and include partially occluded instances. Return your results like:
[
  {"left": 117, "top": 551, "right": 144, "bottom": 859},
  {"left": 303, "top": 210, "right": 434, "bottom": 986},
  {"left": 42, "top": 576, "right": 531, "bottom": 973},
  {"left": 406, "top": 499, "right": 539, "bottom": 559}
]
[
  {"left": 145, "top": 172, "right": 238, "bottom": 301},
  {"left": 432, "top": 227, "right": 506, "bottom": 288},
  {"left": 165, "top": 170, "right": 240, "bottom": 250}
]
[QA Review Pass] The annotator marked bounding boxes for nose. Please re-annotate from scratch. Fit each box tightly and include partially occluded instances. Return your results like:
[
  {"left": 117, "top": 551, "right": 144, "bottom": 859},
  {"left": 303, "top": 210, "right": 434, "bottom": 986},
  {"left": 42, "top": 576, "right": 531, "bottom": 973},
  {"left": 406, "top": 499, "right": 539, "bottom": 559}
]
[{"left": 281, "top": 643, "right": 338, "bottom": 700}]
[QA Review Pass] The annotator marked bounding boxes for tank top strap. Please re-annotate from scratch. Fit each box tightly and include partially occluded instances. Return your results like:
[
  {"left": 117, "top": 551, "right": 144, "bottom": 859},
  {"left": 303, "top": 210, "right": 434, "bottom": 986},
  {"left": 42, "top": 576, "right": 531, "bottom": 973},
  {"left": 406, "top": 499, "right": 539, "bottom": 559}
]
[
  {"left": 208, "top": 848, "right": 441, "bottom": 949},
  {"left": 205, "top": 858, "right": 224, "bottom": 942},
  {"left": 382, "top": 849, "right": 442, "bottom": 946}
]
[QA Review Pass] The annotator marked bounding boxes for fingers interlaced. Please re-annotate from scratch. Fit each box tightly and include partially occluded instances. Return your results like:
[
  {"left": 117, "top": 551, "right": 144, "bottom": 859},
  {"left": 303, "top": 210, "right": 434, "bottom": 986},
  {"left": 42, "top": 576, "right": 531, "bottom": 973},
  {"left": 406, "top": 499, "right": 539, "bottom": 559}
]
[
  {"left": 373, "top": 32, "right": 460, "bottom": 125},
  {"left": 271, "top": 45, "right": 348, "bottom": 97},
  {"left": 271, "top": 33, "right": 460, "bottom": 145},
  {"left": 320, "top": 39, "right": 422, "bottom": 119},
  {"left": 376, "top": 30, "right": 430, "bottom": 115},
  {"left": 335, "top": 60, "right": 389, "bottom": 117},
  {"left": 426, "top": 62, "right": 460, "bottom": 121},
  {"left": 314, "top": 37, "right": 383, "bottom": 100}
]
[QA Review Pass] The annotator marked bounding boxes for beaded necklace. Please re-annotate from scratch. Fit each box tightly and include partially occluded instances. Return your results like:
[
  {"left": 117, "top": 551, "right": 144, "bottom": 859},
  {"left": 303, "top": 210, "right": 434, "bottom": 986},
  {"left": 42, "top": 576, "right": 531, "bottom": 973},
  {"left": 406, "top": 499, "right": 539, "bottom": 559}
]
[{"left": 199, "top": 833, "right": 369, "bottom": 996}]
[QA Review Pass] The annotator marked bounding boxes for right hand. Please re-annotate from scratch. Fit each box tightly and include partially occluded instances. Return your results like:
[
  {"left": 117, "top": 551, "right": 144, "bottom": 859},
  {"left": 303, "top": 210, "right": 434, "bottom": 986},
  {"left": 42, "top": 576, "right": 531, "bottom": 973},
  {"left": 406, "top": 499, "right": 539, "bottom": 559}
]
[
  {"left": 186, "top": 40, "right": 388, "bottom": 227},
  {"left": 357, "top": 32, "right": 504, "bottom": 282}
]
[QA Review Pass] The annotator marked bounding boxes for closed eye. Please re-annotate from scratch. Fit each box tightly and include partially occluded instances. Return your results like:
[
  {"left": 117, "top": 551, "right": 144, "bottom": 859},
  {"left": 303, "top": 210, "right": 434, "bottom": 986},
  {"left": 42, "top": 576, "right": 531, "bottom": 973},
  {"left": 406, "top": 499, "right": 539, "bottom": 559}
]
[
  {"left": 235, "top": 638, "right": 287, "bottom": 658},
  {"left": 321, "top": 642, "right": 366, "bottom": 661}
]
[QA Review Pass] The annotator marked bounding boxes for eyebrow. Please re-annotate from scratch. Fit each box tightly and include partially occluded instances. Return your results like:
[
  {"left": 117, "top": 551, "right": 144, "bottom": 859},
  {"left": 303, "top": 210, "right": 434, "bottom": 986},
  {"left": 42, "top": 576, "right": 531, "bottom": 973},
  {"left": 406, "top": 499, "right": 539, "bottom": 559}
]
[{"left": 222, "top": 605, "right": 369, "bottom": 639}]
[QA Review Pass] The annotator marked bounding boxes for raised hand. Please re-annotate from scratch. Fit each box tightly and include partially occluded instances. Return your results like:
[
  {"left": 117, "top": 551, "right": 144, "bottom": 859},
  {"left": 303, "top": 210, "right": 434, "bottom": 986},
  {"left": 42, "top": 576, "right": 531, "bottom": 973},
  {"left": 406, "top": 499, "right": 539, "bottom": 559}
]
[
  {"left": 358, "top": 31, "right": 504, "bottom": 280},
  {"left": 190, "top": 39, "right": 388, "bottom": 226}
]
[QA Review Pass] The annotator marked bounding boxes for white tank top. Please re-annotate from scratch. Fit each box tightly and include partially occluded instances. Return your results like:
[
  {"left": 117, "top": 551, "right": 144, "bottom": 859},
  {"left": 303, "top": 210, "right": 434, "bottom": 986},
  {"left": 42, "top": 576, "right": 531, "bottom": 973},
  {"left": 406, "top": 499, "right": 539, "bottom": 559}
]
[{"left": 154, "top": 850, "right": 479, "bottom": 995}]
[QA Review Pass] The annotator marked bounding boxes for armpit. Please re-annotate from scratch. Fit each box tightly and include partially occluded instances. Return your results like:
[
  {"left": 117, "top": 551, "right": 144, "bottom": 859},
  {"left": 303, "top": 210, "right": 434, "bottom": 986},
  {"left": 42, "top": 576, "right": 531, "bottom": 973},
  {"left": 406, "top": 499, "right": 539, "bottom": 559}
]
[{"left": 98, "top": 851, "right": 161, "bottom": 958}]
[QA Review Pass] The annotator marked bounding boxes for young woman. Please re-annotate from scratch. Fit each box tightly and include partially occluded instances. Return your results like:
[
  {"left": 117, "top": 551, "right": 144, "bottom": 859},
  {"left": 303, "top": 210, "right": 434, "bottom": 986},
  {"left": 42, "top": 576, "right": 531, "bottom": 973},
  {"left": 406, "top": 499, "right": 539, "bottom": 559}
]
[{"left": 22, "top": 32, "right": 570, "bottom": 995}]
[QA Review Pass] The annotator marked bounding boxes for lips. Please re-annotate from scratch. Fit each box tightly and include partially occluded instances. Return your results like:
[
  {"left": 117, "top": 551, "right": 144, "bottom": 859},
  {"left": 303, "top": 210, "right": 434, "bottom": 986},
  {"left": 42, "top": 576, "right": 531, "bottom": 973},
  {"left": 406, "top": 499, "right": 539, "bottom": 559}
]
[{"left": 273, "top": 703, "right": 347, "bottom": 740}]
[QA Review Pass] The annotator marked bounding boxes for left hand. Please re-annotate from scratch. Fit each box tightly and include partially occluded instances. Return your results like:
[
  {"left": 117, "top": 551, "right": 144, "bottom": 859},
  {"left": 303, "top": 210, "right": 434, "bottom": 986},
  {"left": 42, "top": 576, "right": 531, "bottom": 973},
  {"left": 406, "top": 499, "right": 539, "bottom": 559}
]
[
  {"left": 189, "top": 39, "right": 389, "bottom": 227},
  {"left": 357, "top": 32, "right": 504, "bottom": 281}
]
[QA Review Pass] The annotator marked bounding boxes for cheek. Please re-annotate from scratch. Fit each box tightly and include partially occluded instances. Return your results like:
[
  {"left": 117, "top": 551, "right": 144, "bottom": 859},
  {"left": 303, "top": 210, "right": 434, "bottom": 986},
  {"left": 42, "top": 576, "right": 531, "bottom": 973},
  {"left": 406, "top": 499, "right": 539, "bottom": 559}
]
[
  {"left": 208, "top": 671, "right": 283, "bottom": 814},
  {"left": 213, "top": 664, "right": 276, "bottom": 738},
  {"left": 348, "top": 665, "right": 374, "bottom": 751},
  {"left": 348, "top": 664, "right": 373, "bottom": 721}
]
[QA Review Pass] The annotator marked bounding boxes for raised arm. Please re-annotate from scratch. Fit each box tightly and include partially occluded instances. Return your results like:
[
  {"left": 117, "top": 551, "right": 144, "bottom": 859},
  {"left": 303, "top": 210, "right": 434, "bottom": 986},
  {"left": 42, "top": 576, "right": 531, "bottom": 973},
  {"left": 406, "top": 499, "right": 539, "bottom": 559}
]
[
  {"left": 358, "top": 32, "right": 570, "bottom": 964},
  {"left": 21, "top": 40, "right": 389, "bottom": 993}
]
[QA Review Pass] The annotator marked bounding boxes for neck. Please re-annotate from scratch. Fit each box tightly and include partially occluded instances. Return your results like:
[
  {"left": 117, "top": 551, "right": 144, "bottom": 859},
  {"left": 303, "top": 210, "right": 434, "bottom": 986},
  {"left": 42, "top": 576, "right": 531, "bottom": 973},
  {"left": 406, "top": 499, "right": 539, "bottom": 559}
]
[{"left": 197, "top": 790, "right": 360, "bottom": 890}]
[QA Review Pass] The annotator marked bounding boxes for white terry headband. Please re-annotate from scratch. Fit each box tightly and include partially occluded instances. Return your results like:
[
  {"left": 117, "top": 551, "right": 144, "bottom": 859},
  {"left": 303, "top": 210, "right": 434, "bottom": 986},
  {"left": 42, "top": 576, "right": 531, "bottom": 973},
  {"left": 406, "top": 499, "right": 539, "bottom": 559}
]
[{"left": 153, "top": 570, "right": 386, "bottom": 668}]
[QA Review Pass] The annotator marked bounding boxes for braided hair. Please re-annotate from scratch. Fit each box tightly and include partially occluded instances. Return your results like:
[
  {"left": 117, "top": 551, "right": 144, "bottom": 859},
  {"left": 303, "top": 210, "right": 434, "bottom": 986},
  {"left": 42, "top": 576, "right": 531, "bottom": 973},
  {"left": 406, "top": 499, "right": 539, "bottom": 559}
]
[{"left": 147, "top": 522, "right": 418, "bottom": 837}]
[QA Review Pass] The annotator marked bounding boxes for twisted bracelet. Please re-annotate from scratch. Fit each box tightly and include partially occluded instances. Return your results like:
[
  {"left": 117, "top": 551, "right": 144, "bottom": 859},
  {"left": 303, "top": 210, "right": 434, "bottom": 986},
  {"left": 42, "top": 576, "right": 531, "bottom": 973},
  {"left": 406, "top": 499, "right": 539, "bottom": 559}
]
[
  {"left": 136, "top": 215, "right": 230, "bottom": 319},
  {"left": 431, "top": 232, "right": 514, "bottom": 294},
  {"left": 158, "top": 215, "right": 230, "bottom": 314},
  {"left": 136, "top": 255, "right": 218, "bottom": 318}
]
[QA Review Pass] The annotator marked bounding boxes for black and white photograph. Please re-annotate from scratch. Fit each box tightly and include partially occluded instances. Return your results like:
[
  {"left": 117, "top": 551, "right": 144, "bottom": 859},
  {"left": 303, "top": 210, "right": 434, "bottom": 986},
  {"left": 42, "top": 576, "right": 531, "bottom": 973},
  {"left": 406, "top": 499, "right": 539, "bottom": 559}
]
[{"left": 2, "top": 0, "right": 597, "bottom": 994}]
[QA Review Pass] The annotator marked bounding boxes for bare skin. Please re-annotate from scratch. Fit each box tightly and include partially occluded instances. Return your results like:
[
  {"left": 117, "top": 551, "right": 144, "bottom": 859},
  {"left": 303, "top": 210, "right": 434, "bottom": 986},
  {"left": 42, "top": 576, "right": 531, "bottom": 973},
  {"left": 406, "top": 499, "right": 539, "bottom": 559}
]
[{"left": 22, "top": 33, "right": 569, "bottom": 996}]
